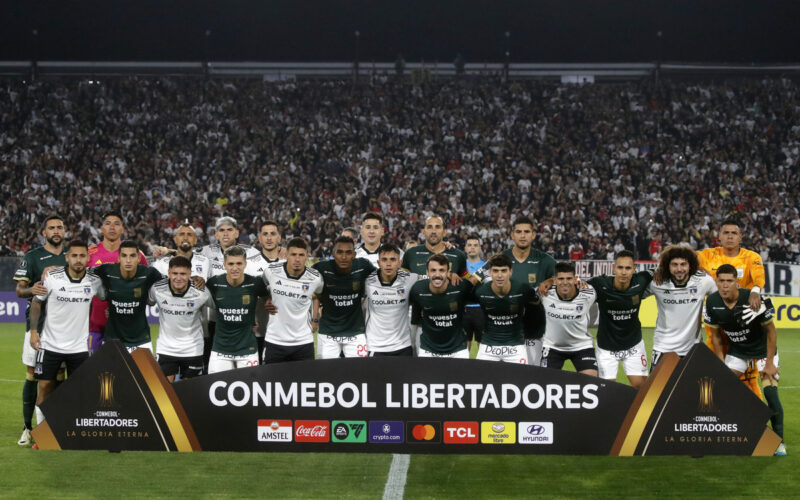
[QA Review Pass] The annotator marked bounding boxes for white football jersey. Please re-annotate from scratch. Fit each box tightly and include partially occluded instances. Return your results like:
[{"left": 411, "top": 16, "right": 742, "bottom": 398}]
[
  {"left": 152, "top": 253, "right": 211, "bottom": 280},
  {"left": 200, "top": 244, "right": 260, "bottom": 277},
  {"left": 541, "top": 286, "right": 597, "bottom": 352},
  {"left": 35, "top": 267, "right": 104, "bottom": 353},
  {"left": 649, "top": 272, "right": 717, "bottom": 355},
  {"left": 149, "top": 280, "right": 211, "bottom": 357},
  {"left": 245, "top": 253, "right": 284, "bottom": 336},
  {"left": 263, "top": 262, "right": 323, "bottom": 346},
  {"left": 364, "top": 270, "right": 417, "bottom": 352}
]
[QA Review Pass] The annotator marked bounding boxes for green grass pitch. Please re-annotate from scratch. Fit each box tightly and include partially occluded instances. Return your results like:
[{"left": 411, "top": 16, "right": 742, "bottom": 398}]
[{"left": 0, "top": 323, "right": 796, "bottom": 499}]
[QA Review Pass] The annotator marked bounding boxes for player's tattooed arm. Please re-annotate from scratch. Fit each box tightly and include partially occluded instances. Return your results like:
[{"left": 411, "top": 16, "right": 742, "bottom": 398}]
[{"left": 16, "top": 279, "right": 46, "bottom": 299}]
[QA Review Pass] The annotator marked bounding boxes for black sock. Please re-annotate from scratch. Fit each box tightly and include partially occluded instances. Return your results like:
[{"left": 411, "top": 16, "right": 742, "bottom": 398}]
[
  {"left": 763, "top": 385, "right": 784, "bottom": 440},
  {"left": 22, "top": 379, "right": 38, "bottom": 429}
]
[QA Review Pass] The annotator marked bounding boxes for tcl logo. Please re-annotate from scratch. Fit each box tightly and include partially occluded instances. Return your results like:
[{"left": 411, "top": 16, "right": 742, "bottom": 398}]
[
  {"left": 443, "top": 421, "right": 479, "bottom": 444},
  {"left": 295, "top": 420, "right": 330, "bottom": 442}
]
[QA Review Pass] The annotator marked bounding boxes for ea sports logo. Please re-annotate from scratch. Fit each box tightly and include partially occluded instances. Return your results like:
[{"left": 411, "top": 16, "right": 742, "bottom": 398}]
[{"left": 334, "top": 423, "right": 349, "bottom": 439}]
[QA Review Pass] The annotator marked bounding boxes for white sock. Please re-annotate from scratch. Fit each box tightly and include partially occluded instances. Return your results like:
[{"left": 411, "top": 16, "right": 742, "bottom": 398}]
[{"left": 35, "top": 406, "right": 45, "bottom": 425}]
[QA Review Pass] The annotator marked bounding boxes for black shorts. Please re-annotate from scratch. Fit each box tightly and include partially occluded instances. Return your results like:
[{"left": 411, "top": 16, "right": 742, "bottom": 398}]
[
  {"left": 35, "top": 349, "right": 88, "bottom": 381},
  {"left": 651, "top": 350, "right": 686, "bottom": 372},
  {"left": 542, "top": 346, "right": 597, "bottom": 372},
  {"left": 158, "top": 354, "right": 204, "bottom": 379},
  {"left": 463, "top": 306, "right": 485, "bottom": 343},
  {"left": 523, "top": 304, "right": 546, "bottom": 340},
  {"left": 263, "top": 341, "right": 315, "bottom": 364},
  {"left": 369, "top": 346, "right": 414, "bottom": 357}
]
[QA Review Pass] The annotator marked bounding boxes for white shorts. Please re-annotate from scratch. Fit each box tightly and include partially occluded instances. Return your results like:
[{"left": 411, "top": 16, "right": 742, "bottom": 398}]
[
  {"left": 476, "top": 344, "right": 527, "bottom": 364},
  {"left": 22, "top": 331, "right": 37, "bottom": 367},
  {"left": 317, "top": 333, "right": 369, "bottom": 359},
  {"left": 756, "top": 352, "right": 780, "bottom": 371},
  {"left": 126, "top": 342, "right": 153, "bottom": 354},
  {"left": 419, "top": 348, "right": 470, "bottom": 359},
  {"left": 208, "top": 351, "right": 259, "bottom": 373},
  {"left": 525, "top": 338, "right": 543, "bottom": 367},
  {"left": 596, "top": 340, "right": 648, "bottom": 380}
]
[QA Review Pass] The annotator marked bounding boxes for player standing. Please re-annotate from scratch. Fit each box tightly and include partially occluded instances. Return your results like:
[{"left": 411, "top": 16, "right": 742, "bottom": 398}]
[
  {"left": 312, "top": 236, "right": 375, "bottom": 358},
  {"left": 12, "top": 215, "right": 66, "bottom": 445},
  {"left": 704, "top": 264, "right": 785, "bottom": 456},
  {"left": 649, "top": 245, "right": 717, "bottom": 367},
  {"left": 463, "top": 234, "right": 486, "bottom": 351},
  {"left": 205, "top": 246, "right": 267, "bottom": 373},
  {"left": 364, "top": 244, "right": 417, "bottom": 356},
  {"left": 540, "top": 262, "right": 599, "bottom": 376},
  {"left": 91, "top": 240, "right": 162, "bottom": 352},
  {"left": 87, "top": 211, "right": 147, "bottom": 354},
  {"left": 28, "top": 240, "right": 103, "bottom": 424},
  {"left": 149, "top": 256, "right": 212, "bottom": 381},
  {"left": 245, "top": 220, "right": 284, "bottom": 363},
  {"left": 355, "top": 212, "right": 393, "bottom": 267},
  {"left": 586, "top": 250, "right": 652, "bottom": 388},
  {"left": 473, "top": 253, "right": 535, "bottom": 363},
  {"left": 262, "top": 238, "right": 324, "bottom": 363},
  {"left": 697, "top": 218, "right": 766, "bottom": 397},
  {"left": 409, "top": 255, "right": 474, "bottom": 358},
  {"left": 152, "top": 222, "right": 211, "bottom": 280}
]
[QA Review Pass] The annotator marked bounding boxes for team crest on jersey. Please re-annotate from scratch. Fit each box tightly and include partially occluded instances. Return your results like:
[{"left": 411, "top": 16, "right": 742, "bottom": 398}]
[
  {"left": 302, "top": 284, "right": 309, "bottom": 291},
  {"left": 196, "top": 265, "right": 202, "bottom": 273},
  {"left": 242, "top": 295, "right": 250, "bottom": 305},
  {"left": 397, "top": 288, "right": 405, "bottom": 295},
  {"left": 576, "top": 305, "right": 583, "bottom": 312},
  {"left": 352, "top": 282, "right": 361, "bottom": 292},
  {"left": 632, "top": 296, "right": 639, "bottom": 306},
  {"left": 689, "top": 287, "right": 698, "bottom": 295},
  {"left": 133, "top": 288, "right": 141, "bottom": 298},
  {"left": 84, "top": 286, "right": 92, "bottom": 295},
  {"left": 528, "top": 273, "right": 536, "bottom": 284},
  {"left": 449, "top": 301, "right": 458, "bottom": 312},
  {"left": 187, "top": 301, "right": 195, "bottom": 308}
]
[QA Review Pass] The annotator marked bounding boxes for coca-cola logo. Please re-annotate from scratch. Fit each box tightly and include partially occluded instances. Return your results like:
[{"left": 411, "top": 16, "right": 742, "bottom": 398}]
[{"left": 294, "top": 420, "right": 330, "bottom": 442}]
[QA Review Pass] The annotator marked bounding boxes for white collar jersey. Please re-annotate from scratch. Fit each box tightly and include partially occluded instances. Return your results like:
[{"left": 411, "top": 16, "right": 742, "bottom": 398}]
[
  {"left": 263, "top": 263, "right": 324, "bottom": 346},
  {"left": 541, "top": 285, "right": 597, "bottom": 352},
  {"left": 364, "top": 270, "right": 417, "bottom": 352},
  {"left": 648, "top": 272, "right": 717, "bottom": 355},
  {"left": 200, "top": 244, "right": 260, "bottom": 277},
  {"left": 152, "top": 253, "right": 211, "bottom": 280},
  {"left": 148, "top": 280, "right": 212, "bottom": 357}
]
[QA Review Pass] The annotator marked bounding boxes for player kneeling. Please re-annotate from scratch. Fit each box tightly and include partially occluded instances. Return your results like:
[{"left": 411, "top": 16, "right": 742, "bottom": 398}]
[
  {"left": 206, "top": 246, "right": 267, "bottom": 373},
  {"left": 149, "top": 256, "right": 211, "bottom": 382},
  {"left": 540, "top": 262, "right": 598, "bottom": 376},
  {"left": 473, "top": 254, "right": 536, "bottom": 363}
]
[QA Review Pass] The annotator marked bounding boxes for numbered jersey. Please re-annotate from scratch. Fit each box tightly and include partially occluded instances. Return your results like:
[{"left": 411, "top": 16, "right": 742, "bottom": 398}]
[
  {"left": 649, "top": 272, "right": 717, "bottom": 355},
  {"left": 206, "top": 275, "right": 267, "bottom": 356},
  {"left": 35, "top": 267, "right": 103, "bottom": 353},
  {"left": 313, "top": 258, "right": 375, "bottom": 337},
  {"left": 149, "top": 280, "right": 211, "bottom": 357},
  {"left": 364, "top": 270, "right": 417, "bottom": 352},
  {"left": 263, "top": 263, "right": 324, "bottom": 346},
  {"left": 13, "top": 246, "right": 67, "bottom": 331},
  {"left": 152, "top": 254, "right": 211, "bottom": 280},
  {"left": 541, "top": 286, "right": 597, "bottom": 352}
]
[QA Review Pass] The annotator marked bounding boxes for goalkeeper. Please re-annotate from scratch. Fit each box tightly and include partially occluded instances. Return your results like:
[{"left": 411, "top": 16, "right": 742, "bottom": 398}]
[{"left": 704, "top": 264, "right": 785, "bottom": 456}]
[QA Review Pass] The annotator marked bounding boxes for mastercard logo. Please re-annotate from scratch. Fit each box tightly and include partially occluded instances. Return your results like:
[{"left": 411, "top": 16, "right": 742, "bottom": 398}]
[{"left": 412, "top": 424, "right": 436, "bottom": 441}]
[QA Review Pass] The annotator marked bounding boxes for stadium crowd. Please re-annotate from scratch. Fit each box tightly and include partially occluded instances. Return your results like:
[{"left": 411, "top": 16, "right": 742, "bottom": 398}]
[{"left": 0, "top": 76, "right": 798, "bottom": 260}]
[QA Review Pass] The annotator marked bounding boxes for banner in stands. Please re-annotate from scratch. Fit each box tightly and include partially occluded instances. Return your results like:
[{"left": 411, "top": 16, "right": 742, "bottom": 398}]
[{"left": 32, "top": 342, "right": 779, "bottom": 456}]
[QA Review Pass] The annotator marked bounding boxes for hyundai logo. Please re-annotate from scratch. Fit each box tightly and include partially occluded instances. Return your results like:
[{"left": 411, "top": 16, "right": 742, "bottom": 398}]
[{"left": 527, "top": 425, "right": 545, "bottom": 435}]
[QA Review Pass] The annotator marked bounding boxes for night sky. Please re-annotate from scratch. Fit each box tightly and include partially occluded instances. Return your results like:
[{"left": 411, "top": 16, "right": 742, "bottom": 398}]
[{"left": 0, "top": 0, "right": 797, "bottom": 63}]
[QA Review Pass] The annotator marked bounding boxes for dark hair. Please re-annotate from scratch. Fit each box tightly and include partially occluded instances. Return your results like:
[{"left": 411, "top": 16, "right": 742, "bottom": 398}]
[
  {"left": 334, "top": 235, "right": 355, "bottom": 249},
  {"left": 555, "top": 261, "right": 576, "bottom": 275},
  {"left": 260, "top": 219, "right": 279, "bottom": 232},
  {"left": 119, "top": 240, "right": 138, "bottom": 251},
  {"left": 487, "top": 253, "right": 513, "bottom": 269},
  {"left": 102, "top": 211, "right": 124, "bottom": 224},
  {"left": 168, "top": 256, "right": 192, "bottom": 269},
  {"left": 287, "top": 237, "right": 309, "bottom": 251},
  {"left": 362, "top": 212, "right": 383, "bottom": 224},
  {"left": 42, "top": 214, "right": 64, "bottom": 228},
  {"left": 716, "top": 263, "right": 738, "bottom": 278},
  {"left": 66, "top": 239, "right": 88, "bottom": 252},
  {"left": 223, "top": 245, "right": 246, "bottom": 260},
  {"left": 655, "top": 245, "right": 699, "bottom": 283},
  {"left": 427, "top": 253, "right": 450, "bottom": 269},
  {"left": 512, "top": 216, "right": 535, "bottom": 230},
  {"left": 465, "top": 233, "right": 481, "bottom": 243},
  {"left": 615, "top": 249, "right": 635, "bottom": 262},
  {"left": 341, "top": 227, "right": 358, "bottom": 238},
  {"left": 720, "top": 217, "right": 741, "bottom": 230},
  {"left": 378, "top": 243, "right": 401, "bottom": 257}
]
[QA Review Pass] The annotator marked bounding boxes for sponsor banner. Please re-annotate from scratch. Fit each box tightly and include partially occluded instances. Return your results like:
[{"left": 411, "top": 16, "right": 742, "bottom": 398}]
[
  {"left": 0, "top": 291, "right": 26, "bottom": 322},
  {"left": 766, "top": 297, "right": 800, "bottom": 328},
  {"left": 35, "top": 341, "right": 777, "bottom": 455}
]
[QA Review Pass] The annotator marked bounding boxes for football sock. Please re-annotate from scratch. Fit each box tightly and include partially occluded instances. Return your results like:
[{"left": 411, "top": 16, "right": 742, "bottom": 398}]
[
  {"left": 763, "top": 385, "right": 784, "bottom": 439},
  {"left": 22, "top": 379, "right": 37, "bottom": 430}
]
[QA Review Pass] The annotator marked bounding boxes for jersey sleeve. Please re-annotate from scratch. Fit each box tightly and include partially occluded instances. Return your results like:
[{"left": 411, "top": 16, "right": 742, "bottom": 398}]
[
  {"left": 702, "top": 274, "right": 718, "bottom": 295},
  {"left": 312, "top": 275, "right": 324, "bottom": 295},
  {"left": 147, "top": 267, "right": 163, "bottom": 287},
  {"left": 13, "top": 254, "right": 34, "bottom": 283},
  {"left": 541, "top": 255, "right": 556, "bottom": 281},
  {"left": 255, "top": 278, "right": 268, "bottom": 298},
  {"left": 745, "top": 251, "right": 766, "bottom": 289},
  {"left": 702, "top": 303, "right": 718, "bottom": 328},
  {"left": 409, "top": 286, "right": 421, "bottom": 325},
  {"left": 454, "top": 252, "right": 467, "bottom": 277},
  {"left": 138, "top": 251, "right": 148, "bottom": 266},
  {"left": 33, "top": 273, "right": 52, "bottom": 303},
  {"left": 93, "top": 275, "right": 107, "bottom": 301},
  {"left": 147, "top": 286, "right": 157, "bottom": 306},
  {"left": 400, "top": 251, "right": 410, "bottom": 271}
]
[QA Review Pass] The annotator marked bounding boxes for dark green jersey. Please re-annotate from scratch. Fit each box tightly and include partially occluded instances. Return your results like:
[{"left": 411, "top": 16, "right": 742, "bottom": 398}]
[
  {"left": 206, "top": 274, "right": 268, "bottom": 356},
  {"left": 401, "top": 245, "right": 467, "bottom": 279},
  {"left": 588, "top": 271, "right": 654, "bottom": 351},
  {"left": 703, "top": 289, "right": 774, "bottom": 359},
  {"left": 478, "top": 247, "right": 556, "bottom": 339},
  {"left": 410, "top": 280, "right": 472, "bottom": 354},
  {"left": 92, "top": 264, "right": 162, "bottom": 347},
  {"left": 13, "top": 246, "right": 67, "bottom": 331},
  {"left": 473, "top": 282, "right": 537, "bottom": 346},
  {"left": 312, "top": 258, "right": 375, "bottom": 337}
]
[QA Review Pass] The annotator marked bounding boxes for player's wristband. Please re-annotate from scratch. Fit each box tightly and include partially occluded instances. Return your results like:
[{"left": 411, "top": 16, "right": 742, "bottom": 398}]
[
  {"left": 751, "top": 286, "right": 761, "bottom": 295},
  {"left": 311, "top": 318, "right": 320, "bottom": 323}
]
